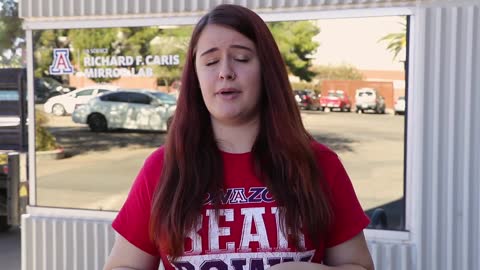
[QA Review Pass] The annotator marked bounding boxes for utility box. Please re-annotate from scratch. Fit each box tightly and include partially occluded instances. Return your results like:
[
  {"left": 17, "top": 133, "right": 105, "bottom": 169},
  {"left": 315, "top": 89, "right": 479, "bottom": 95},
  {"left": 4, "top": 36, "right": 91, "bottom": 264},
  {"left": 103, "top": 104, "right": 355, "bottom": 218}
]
[
  {"left": 0, "top": 68, "right": 28, "bottom": 231},
  {"left": 0, "top": 68, "right": 28, "bottom": 151}
]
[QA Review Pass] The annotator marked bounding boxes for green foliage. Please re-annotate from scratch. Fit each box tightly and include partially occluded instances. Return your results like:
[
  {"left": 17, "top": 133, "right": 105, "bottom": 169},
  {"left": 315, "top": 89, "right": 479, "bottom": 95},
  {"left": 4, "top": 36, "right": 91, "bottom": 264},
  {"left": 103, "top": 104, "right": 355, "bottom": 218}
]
[
  {"left": 379, "top": 20, "right": 407, "bottom": 61},
  {"left": 150, "top": 27, "right": 192, "bottom": 87},
  {"left": 268, "top": 21, "right": 319, "bottom": 81},
  {"left": 0, "top": 0, "right": 24, "bottom": 67},
  {"left": 291, "top": 82, "right": 320, "bottom": 92},
  {"left": 0, "top": 153, "right": 6, "bottom": 165},
  {"left": 312, "top": 64, "right": 364, "bottom": 81},
  {"left": 35, "top": 110, "right": 58, "bottom": 151},
  {"left": 67, "top": 28, "right": 120, "bottom": 82},
  {"left": 33, "top": 30, "right": 70, "bottom": 77}
]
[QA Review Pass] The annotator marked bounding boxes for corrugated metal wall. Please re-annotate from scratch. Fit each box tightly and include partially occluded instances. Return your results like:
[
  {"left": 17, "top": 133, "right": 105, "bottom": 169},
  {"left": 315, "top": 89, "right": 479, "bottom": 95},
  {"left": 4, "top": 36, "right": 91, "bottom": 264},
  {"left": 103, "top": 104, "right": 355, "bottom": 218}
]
[
  {"left": 22, "top": 215, "right": 115, "bottom": 270},
  {"left": 18, "top": 0, "right": 480, "bottom": 270},
  {"left": 415, "top": 3, "right": 480, "bottom": 270},
  {"left": 21, "top": 214, "right": 415, "bottom": 270},
  {"left": 19, "top": 0, "right": 416, "bottom": 18}
]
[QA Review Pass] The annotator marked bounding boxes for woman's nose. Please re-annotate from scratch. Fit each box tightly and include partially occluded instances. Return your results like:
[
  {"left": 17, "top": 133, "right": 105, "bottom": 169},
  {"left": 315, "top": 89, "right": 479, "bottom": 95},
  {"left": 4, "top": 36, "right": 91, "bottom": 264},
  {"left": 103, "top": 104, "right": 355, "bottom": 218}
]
[
  {"left": 218, "top": 61, "right": 236, "bottom": 80},
  {"left": 219, "top": 70, "right": 236, "bottom": 80}
]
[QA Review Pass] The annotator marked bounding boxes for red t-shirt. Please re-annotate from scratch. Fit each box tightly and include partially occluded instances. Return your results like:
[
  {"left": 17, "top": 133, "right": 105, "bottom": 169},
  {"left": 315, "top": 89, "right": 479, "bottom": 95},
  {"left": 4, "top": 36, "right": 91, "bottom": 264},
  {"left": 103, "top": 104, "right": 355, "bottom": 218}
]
[{"left": 112, "top": 141, "right": 369, "bottom": 270}]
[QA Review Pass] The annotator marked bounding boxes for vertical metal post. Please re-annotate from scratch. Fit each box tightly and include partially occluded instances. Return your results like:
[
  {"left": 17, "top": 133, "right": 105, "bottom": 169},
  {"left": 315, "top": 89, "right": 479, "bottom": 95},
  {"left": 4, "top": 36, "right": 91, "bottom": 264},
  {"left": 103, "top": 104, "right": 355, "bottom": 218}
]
[
  {"left": 6, "top": 152, "right": 19, "bottom": 226},
  {"left": 25, "top": 29, "right": 36, "bottom": 206}
]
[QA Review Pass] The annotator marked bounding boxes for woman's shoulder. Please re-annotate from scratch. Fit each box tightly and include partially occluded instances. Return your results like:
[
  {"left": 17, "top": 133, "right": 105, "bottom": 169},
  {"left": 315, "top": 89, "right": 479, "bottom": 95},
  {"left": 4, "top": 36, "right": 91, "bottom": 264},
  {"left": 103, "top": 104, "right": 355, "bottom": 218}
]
[
  {"left": 310, "top": 140, "right": 337, "bottom": 159},
  {"left": 138, "top": 146, "right": 166, "bottom": 185},
  {"left": 144, "top": 146, "right": 166, "bottom": 166},
  {"left": 310, "top": 140, "right": 344, "bottom": 176}
]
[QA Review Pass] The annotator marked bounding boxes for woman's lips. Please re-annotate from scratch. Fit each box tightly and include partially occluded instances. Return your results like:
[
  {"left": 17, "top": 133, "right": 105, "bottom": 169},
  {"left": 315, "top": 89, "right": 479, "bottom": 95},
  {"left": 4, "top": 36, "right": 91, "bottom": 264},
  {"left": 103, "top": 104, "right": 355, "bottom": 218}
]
[{"left": 216, "top": 88, "right": 241, "bottom": 100}]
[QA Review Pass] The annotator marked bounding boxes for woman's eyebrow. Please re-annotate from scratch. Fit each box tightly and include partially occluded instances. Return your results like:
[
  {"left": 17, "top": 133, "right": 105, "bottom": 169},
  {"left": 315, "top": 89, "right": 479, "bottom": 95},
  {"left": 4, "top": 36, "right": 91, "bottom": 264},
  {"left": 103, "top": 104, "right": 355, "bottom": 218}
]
[
  {"left": 199, "top": 47, "right": 218, "bottom": 57},
  {"left": 230, "top": 44, "right": 253, "bottom": 52},
  {"left": 199, "top": 44, "right": 253, "bottom": 57}
]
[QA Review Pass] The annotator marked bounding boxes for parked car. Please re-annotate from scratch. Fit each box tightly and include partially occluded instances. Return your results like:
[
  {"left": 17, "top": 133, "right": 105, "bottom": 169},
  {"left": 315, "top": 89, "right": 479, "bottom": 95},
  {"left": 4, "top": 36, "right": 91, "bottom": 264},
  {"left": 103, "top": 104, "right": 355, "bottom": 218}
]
[
  {"left": 293, "top": 89, "right": 321, "bottom": 110},
  {"left": 43, "top": 85, "right": 119, "bottom": 116},
  {"left": 319, "top": 90, "right": 352, "bottom": 112},
  {"left": 34, "top": 77, "right": 75, "bottom": 104},
  {"left": 394, "top": 96, "right": 406, "bottom": 115},
  {"left": 355, "top": 88, "right": 386, "bottom": 114},
  {"left": 72, "top": 90, "right": 177, "bottom": 132}
]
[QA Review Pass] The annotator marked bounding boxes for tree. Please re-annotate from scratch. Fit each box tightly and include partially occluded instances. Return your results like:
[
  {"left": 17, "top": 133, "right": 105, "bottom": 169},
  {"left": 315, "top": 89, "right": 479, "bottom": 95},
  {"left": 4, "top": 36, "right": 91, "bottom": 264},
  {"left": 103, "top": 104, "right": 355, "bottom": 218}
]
[
  {"left": 0, "top": 0, "right": 24, "bottom": 67},
  {"left": 268, "top": 21, "right": 319, "bottom": 82},
  {"left": 67, "top": 28, "right": 121, "bottom": 82},
  {"left": 379, "top": 21, "right": 406, "bottom": 61},
  {"left": 312, "top": 64, "right": 364, "bottom": 81},
  {"left": 33, "top": 30, "right": 69, "bottom": 78},
  {"left": 149, "top": 26, "right": 192, "bottom": 87}
]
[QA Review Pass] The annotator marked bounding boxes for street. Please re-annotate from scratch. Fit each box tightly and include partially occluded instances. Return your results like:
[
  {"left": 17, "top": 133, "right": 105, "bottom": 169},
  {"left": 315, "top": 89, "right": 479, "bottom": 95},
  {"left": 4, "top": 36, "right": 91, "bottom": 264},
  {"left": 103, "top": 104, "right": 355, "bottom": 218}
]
[{"left": 36, "top": 111, "right": 406, "bottom": 215}]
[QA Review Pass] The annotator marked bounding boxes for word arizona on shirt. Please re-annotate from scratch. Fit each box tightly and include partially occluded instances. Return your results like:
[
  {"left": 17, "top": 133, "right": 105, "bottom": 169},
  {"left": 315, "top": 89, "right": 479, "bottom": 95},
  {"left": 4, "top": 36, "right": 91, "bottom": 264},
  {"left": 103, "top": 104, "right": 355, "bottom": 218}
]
[{"left": 113, "top": 142, "right": 370, "bottom": 270}]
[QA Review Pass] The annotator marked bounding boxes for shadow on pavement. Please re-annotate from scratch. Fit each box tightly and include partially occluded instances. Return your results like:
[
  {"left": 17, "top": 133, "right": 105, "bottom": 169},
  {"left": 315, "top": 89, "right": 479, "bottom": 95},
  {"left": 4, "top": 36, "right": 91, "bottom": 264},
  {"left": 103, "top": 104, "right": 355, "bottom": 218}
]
[
  {"left": 47, "top": 126, "right": 356, "bottom": 157},
  {"left": 311, "top": 132, "right": 356, "bottom": 153},
  {"left": 47, "top": 127, "right": 167, "bottom": 157}
]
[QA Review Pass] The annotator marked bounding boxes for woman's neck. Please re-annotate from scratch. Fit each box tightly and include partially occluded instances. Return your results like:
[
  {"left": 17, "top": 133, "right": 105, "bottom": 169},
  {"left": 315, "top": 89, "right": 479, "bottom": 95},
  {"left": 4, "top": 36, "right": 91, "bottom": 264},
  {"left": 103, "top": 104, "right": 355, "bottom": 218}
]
[{"left": 211, "top": 116, "right": 260, "bottom": 154}]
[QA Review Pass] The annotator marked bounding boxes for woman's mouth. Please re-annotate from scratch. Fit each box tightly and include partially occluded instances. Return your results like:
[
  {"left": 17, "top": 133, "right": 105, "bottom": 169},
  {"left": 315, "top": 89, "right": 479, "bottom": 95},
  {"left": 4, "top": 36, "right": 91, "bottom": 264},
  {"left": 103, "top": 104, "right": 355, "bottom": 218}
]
[{"left": 216, "top": 88, "right": 241, "bottom": 99}]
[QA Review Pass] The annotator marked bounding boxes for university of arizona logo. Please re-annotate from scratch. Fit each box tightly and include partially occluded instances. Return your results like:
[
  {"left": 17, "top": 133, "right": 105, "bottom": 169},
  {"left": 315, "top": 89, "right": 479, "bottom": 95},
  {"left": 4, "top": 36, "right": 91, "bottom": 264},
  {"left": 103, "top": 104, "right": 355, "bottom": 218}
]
[{"left": 49, "top": 49, "right": 74, "bottom": 75}]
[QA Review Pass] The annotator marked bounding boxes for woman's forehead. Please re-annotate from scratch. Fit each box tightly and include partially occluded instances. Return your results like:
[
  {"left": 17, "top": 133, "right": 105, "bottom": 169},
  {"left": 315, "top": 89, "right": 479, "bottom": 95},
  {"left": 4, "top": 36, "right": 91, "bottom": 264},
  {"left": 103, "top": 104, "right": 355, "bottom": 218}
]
[{"left": 196, "top": 24, "right": 255, "bottom": 51}]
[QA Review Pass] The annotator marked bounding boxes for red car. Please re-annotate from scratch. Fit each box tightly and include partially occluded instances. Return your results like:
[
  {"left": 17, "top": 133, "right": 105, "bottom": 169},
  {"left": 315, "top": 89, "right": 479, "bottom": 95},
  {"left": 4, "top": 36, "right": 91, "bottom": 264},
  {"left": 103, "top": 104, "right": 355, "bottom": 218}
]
[{"left": 320, "top": 90, "right": 352, "bottom": 112}]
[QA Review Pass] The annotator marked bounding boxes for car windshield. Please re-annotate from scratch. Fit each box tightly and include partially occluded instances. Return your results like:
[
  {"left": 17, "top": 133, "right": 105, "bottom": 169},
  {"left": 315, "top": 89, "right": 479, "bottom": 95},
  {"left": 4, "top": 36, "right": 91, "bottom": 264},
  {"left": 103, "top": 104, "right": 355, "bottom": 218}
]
[
  {"left": 151, "top": 92, "right": 177, "bottom": 105},
  {"left": 359, "top": 91, "right": 373, "bottom": 97},
  {"left": 328, "top": 92, "right": 343, "bottom": 97},
  {"left": 42, "top": 77, "right": 62, "bottom": 88}
]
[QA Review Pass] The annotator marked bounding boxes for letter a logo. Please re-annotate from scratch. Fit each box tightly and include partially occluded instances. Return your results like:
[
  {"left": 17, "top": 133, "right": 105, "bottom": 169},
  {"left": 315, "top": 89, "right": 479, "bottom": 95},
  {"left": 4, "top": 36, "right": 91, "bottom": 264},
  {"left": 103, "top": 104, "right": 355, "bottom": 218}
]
[{"left": 49, "top": 49, "right": 74, "bottom": 75}]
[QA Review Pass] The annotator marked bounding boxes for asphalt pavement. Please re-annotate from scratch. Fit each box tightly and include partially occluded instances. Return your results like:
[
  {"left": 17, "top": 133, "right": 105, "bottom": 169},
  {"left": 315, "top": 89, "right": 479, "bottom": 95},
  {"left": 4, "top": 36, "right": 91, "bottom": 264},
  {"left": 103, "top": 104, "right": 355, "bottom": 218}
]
[{"left": 0, "top": 226, "right": 21, "bottom": 270}]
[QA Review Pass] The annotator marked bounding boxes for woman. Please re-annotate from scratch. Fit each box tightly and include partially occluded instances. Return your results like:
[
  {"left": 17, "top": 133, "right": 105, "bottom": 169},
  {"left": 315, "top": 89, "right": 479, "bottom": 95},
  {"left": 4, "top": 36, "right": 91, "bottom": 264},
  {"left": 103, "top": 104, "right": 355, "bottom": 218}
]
[{"left": 104, "top": 4, "right": 374, "bottom": 270}]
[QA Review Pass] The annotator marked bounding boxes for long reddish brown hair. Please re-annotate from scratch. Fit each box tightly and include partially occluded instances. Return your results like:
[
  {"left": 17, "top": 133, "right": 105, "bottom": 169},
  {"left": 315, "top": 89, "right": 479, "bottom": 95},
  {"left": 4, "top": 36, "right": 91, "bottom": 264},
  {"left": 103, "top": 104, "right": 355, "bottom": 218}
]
[{"left": 150, "top": 4, "right": 332, "bottom": 259}]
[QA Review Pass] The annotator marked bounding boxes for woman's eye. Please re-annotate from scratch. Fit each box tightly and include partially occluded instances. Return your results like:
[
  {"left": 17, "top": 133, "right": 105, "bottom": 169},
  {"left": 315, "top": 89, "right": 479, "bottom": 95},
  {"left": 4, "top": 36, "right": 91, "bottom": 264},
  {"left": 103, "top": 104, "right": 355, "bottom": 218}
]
[
  {"left": 235, "top": 57, "right": 249, "bottom": 62},
  {"left": 206, "top": 60, "right": 218, "bottom": 66}
]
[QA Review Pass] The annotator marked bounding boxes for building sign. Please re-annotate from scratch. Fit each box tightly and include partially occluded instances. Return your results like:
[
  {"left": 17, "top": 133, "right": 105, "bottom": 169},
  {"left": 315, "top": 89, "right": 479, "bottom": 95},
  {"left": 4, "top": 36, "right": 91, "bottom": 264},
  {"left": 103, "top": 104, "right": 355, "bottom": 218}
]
[
  {"left": 49, "top": 49, "right": 74, "bottom": 75},
  {"left": 82, "top": 48, "right": 180, "bottom": 79}
]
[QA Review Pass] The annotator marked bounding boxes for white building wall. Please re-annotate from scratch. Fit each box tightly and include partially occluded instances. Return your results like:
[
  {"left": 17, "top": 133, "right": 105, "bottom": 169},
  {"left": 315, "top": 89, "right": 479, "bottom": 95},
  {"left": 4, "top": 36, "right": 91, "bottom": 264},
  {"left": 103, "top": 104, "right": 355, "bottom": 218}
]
[
  {"left": 18, "top": 1, "right": 480, "bottom": 270},
  {"left": 413, "top": 3, "right": 480, "bottom": 270}
]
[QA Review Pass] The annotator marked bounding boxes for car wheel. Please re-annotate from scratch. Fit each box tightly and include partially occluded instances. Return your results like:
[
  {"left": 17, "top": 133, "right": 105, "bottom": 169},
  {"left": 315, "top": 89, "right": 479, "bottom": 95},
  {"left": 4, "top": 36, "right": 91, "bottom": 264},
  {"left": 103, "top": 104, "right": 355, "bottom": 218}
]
[
  {"left": 88, "top": 114, "right": 107, "bottom": 132},
  {"left": 52, "top": 104, "right": 66, "bottom": 116}
]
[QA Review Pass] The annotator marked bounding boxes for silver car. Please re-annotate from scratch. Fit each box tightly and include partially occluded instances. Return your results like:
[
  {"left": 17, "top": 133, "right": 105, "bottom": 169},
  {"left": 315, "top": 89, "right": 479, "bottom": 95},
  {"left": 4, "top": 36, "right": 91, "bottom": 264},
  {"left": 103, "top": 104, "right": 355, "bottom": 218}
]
[{"left": 72, "top": 89, "right": 176, "bottom": 132}]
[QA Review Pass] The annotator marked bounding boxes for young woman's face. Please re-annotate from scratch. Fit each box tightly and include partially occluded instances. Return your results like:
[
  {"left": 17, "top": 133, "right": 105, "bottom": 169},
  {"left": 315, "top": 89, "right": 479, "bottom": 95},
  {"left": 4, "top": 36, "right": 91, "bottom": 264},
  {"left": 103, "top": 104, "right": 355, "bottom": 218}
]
[{"left": 195, "top": 24, "right": 262, "bottom": 125}]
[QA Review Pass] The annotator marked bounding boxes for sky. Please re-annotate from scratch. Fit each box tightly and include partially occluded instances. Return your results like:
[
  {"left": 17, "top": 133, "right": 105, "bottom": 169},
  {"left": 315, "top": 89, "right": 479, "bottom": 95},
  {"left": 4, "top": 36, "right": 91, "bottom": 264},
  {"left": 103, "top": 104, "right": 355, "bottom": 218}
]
[{"left": 312, "top": 16, "right": 406, "bottom": 71}]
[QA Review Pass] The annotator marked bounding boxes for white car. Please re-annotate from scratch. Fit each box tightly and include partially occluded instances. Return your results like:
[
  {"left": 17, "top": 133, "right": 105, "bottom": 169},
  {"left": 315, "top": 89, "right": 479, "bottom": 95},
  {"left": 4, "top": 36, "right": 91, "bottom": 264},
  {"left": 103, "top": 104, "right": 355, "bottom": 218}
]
[
  {"left": 43, "top": 85, "right": 119, "bottom": 116},
  {"left": 72, "top": 90, "right": 176, "bottom": 132},
  {"left": 394, "top": 96, "right": 406, "bottom": 115},
  {"left": 355, "top": 88, "right": 386, "bottom": 114}
]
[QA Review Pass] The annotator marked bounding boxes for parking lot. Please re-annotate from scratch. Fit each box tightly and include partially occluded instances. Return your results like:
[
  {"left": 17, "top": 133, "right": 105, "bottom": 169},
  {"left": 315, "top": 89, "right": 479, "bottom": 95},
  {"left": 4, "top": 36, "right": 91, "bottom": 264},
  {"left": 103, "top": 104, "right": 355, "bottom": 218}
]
[{"left": 36, "top": 110, "right": 406, "bottom": 228}]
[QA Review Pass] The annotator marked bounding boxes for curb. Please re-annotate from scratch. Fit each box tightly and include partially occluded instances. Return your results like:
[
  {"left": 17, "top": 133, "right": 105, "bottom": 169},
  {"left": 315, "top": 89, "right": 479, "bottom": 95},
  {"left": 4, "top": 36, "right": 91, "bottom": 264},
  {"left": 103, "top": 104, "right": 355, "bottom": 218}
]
[{"left": 36, "top": 148, "right": 65, "bottom": 161}]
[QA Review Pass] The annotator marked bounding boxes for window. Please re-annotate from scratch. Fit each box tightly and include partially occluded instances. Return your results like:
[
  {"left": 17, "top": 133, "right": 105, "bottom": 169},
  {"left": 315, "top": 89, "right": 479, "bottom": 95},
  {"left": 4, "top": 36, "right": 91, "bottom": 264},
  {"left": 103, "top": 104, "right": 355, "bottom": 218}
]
[
  {"left": 98, "top": 89, "right": 111, "bottom": 94},
  {"left": 128, "top": 92, "right": 151, "bottom": 104},
  {"left": 75, "top": 89, "right": 94, "bottom": 97},
  {"left": 100, "top": 92, "right": 129, "bottom": 102},
  {"left": 151, "top": 92, "right": 177, "bottom": 105},
  {"left": 32, "top": 18, "right": 407, "bottom": 232}
]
